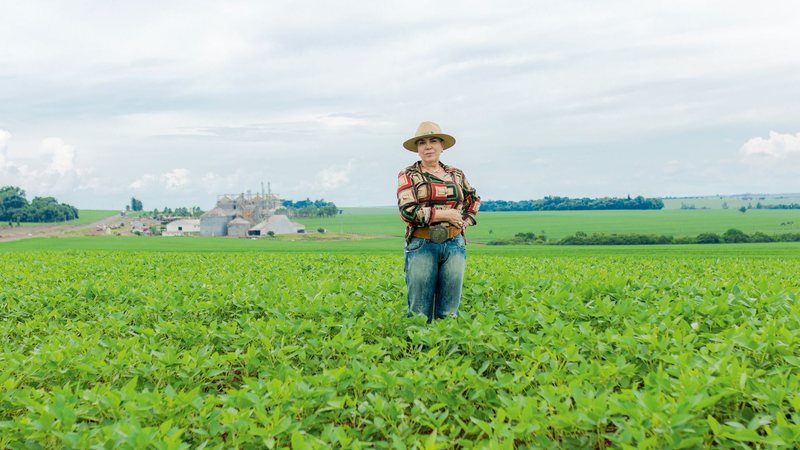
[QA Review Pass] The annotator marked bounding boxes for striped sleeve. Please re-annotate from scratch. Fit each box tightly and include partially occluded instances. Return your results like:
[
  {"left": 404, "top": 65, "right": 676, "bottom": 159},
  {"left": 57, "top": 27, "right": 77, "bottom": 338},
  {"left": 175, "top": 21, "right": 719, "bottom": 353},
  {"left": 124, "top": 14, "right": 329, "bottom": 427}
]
[
  {"left": 460, "top": 171, "right": 480, "bottom": 225},
  {"left": 397, "top": 171, "right": 433, "bottom": 227}
]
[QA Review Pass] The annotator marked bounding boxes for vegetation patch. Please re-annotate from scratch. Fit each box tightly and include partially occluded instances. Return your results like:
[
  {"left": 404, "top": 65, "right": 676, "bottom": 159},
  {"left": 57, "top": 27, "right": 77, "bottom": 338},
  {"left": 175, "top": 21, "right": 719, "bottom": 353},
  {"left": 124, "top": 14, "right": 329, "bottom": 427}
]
[
  {"left": 489, "top": 229, "right": 800, "bottom": 245},
  {"left": 1, "top": 252, "right": 799, "bottom": 447},
  {"left": 481, "top": 195, "right": 663, "bottom": 211},
  {"left": 1, "top": 186, "right": 79, "bottom": 223},
  {"left": 487, "top": 232, "right": 548, "bottom": 245}
]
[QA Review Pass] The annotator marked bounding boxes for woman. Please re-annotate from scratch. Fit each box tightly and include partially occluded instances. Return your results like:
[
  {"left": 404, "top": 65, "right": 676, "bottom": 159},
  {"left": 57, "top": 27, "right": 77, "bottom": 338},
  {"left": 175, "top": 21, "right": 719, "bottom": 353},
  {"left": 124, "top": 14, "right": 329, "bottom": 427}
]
[{"left": 397, "top": 121, "right": 480, "bottom": 323}]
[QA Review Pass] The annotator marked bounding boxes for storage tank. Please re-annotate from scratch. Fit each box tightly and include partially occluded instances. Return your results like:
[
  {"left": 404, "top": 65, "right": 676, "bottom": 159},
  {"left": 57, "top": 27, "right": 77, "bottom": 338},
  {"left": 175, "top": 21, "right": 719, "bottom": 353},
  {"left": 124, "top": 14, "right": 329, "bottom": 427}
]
[
  {"left": 217, "top": 195, "right": 236, "bottom": 213},
  {"left": 227, "top": 217, "right": 252, "bottom": 238},
  {"left": 200, "top": 207, "right": 233, "bottom": 236}
]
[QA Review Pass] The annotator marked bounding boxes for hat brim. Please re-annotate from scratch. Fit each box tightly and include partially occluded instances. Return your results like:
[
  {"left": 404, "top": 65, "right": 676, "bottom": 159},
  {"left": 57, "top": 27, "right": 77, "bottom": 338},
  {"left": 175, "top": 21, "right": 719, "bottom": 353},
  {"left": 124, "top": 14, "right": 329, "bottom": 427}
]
[{"left": 403, "top": 134, "right": 456, "bottom": 152}]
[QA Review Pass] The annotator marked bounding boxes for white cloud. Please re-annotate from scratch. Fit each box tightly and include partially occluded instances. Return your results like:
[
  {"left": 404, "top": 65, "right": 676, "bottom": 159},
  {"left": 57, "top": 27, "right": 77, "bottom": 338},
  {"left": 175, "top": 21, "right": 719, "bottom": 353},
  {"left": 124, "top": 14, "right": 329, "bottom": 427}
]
[
  {"left": 740, "top": 131, "right": 800, "bottom": 160},
  {"left": 0, "top": 129, "right": 10, "bottom": 168},
  {"left": 128, "top": 174, "right": 157, "bottom": 190},
  {"left": 129, "top": 168, "right": 191, "bottom": 191},
  {"left": 315, "top": 114, "right": 380, "bottom": 130},
  {"left": 662, "top": 160, "right": 683, "bottom": 176},
  {"left": 42, "top": 138, "right": 76, "bottom": 175},
  {"left": 317, "top": 161, "right": 354, "bottom": 190},
  {"left": 3, "top": 2, "right": 800, "bottom": 205},
  {"left": 199, "top": 171, "right": 245, "bottom": 193},
  {"left": 0, "top": 134, "right": 94, "bottom": 196},
  {"left": 163, "top": 168, "right": 190, "bottom": 189}
]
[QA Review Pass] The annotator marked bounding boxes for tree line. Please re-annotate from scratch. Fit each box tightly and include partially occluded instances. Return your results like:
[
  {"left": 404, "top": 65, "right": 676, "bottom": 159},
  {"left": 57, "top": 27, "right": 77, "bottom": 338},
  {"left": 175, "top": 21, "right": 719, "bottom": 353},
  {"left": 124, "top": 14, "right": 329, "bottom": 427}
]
[
  {"left": 759, "top": 203, "right": 800, "bottom": 210},
  {"left": 481, "top": 195, "right": 664, "bottom": 211},
  {"left": 559, "top": 229, "right": 800, "bottom": 245},
  {"left": 0, "top": 186, "right": 79, "bottom": 223},
  {"left": 152, "top": 206, "right": 205, "bottom": 218},
  {"left": 278, "top": 198, "right": 340, "bottom": 218},
  {"left": 488, "top": 229, "right": 800, "bottom": 245}
]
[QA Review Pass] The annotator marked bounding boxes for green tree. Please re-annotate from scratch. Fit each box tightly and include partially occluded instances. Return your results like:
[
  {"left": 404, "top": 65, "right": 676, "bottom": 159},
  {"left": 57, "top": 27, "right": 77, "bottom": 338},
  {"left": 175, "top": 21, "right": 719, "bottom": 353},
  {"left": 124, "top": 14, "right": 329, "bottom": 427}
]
[
  {"left": 0, "top": 187, "right": 78, "bottom": 222},
  {"left": 750, "top": 232, "right": 774, "bottom": 243},
  {"left": 0, "top": 186, "right": 29, "bottom": 220},
  {"left": 298, "top": 205, "right": 318, "bottom": 217},
  {"left": 722, "top": 228, "right": 749, "bottom": 243},
  {"left": 130, "top": 197, "right": 143, "bottom": 212},
  {"left": 696, "top": 233, "right": 722, "bottom": 244},
  {"left": 319, "top": 204, "right": 339, "bottom": 217}
]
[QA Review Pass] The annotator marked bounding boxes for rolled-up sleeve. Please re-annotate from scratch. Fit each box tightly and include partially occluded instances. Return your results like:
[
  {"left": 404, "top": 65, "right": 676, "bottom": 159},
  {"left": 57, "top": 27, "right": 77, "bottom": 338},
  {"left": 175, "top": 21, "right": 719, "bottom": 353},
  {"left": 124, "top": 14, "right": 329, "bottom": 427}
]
[
  {"left": 397, "top": 171, "right": 434, "bottom": 227},
  {"left": 461, "top": 172, "right": 481, "bottom": 226}
]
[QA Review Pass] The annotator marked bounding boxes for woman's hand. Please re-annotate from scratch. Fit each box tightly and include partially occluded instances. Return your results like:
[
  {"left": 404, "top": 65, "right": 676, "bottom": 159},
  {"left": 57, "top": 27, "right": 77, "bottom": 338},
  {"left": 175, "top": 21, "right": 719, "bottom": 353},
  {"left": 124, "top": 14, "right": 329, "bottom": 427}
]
[{"left": 436, "top": 209, "right": 466, "bottom": 228}]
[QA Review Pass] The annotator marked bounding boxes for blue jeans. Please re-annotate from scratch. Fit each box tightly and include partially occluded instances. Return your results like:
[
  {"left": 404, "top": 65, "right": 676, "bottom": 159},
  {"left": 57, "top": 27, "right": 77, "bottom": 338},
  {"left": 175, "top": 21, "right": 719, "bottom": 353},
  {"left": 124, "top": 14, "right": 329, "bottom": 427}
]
[{"left": 404, "top": 235, "right": 466, "bottom": 323}]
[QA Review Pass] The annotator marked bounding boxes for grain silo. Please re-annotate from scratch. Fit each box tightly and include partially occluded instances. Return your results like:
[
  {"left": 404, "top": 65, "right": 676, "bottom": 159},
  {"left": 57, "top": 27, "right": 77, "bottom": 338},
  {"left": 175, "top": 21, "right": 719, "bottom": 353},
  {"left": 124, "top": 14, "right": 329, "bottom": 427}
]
[
  {"left": 200, "top": 207, "right": 233, "bottom": 236},
  {"left": 202, "top": 186, "right": 283, "bottom": 237},
  {"left": 217, "top": 195, "right": 236, "bottom": 213},
  {"left": 227, "top": 217, "right": 252, "bottom": 238}
]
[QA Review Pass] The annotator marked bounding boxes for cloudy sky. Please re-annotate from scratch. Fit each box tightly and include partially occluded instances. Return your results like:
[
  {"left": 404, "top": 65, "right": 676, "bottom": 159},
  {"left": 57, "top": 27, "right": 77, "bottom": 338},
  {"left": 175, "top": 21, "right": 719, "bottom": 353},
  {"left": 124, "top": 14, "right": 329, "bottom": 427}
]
[{"left": 1, "top": 1, "right": 799, "bottom": 209}]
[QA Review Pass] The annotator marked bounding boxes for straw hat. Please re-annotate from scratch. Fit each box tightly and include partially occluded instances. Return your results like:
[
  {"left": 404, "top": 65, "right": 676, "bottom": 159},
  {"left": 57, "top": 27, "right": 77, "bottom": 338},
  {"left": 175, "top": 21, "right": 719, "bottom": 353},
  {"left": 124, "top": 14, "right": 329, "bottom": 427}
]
[{"left": 402, "top": 121, "right": 456, "bottom": 152}]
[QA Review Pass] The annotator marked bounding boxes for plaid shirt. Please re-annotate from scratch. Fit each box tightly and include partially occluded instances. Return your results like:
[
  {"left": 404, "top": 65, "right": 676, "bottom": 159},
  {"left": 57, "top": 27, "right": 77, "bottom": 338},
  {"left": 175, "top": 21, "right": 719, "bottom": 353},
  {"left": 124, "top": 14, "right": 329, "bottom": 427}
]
[{"left": 397, "top": 161, "right": 480, "bottom": 242}]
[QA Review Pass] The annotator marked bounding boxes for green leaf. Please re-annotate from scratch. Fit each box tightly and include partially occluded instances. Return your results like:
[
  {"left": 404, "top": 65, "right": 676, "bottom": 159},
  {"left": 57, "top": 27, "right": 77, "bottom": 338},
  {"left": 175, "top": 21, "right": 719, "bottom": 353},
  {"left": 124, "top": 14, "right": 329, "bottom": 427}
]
[
  {"left": 291, "top": 430, "right": 310, "bottom": 450},
  {"left": 707, "top": 415, "right": 720, "bottom": 435},
  {"left": 724, "top": 428, "right": 764, "bottom": 442},
  {"left": 784, "top": 355, "right": 800, "bottom": 367}
]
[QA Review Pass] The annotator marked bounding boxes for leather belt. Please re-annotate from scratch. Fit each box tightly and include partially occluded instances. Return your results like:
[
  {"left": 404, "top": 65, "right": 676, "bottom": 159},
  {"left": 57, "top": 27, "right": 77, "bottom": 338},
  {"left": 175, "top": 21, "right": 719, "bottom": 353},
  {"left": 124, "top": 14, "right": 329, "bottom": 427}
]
[{"left": 412, "top": 224, "right": 462, "bottom": 242}]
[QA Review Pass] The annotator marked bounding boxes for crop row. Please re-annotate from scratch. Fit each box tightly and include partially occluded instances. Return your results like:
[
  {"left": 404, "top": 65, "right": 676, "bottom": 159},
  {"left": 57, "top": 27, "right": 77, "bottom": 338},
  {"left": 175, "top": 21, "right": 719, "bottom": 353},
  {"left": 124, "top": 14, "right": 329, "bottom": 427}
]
[{"left": 1, "top": 252, "right": 800, "bottom": 448}]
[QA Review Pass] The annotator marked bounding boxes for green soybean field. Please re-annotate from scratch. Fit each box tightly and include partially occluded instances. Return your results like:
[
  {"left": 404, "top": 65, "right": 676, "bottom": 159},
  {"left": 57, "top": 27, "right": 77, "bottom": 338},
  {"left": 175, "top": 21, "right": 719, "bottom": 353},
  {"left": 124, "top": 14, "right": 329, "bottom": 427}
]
[
  {"left": 297, "top": 208, "right": 800, "bottom": 242},
  {"left": 2, "top": 251, "right": 800, "bottom": 449}
]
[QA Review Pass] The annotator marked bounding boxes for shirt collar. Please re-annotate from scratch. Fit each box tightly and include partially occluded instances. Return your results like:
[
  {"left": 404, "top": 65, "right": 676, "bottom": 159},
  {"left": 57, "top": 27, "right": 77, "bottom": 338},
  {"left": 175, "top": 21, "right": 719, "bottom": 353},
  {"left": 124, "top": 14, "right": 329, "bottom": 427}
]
[{"left": 414, "top": 161, "right": 454, "bottom": 173}]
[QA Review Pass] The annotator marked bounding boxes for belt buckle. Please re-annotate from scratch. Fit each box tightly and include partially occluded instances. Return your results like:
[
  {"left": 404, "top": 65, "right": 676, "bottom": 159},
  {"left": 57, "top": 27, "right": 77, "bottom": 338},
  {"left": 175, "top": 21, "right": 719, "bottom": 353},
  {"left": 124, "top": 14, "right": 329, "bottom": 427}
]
[{"left": 429, "top": 224, "right": 449, "bottom": 243}]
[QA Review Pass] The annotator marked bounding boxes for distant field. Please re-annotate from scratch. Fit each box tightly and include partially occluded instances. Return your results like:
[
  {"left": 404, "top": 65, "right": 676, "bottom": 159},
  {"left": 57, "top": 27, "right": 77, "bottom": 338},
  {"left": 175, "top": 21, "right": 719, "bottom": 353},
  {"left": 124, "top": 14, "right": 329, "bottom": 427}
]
[
  {"left": 301, "top": 207, "right": 800, "bottom": 242},
  {"left": 2, "top": 235, "right": 800, "bottom": 258},
  {"left": 661, "top": 194, "right": 800, "bottom": 210},
  {"left": 301, "top": 207, "right": 401, "bottom": 236},
  {"left": 3, "top": 207, "right": 799, "bottom": 252},
  {"left": 3, "top": 209, "right": 119, "bottom": 227}
]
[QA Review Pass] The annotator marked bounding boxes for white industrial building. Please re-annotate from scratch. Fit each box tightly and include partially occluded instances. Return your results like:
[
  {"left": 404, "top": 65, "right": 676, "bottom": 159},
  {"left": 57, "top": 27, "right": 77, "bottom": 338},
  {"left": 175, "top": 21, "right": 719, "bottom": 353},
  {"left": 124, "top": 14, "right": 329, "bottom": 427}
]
[
  {"left": 200, "top": 192, "right": 276, "bottom": 237},
  {"left": 164, "top": 219, "right": 201, "bottom": 236},
  {"left": 199, "top": 207, "right": 233, "bottom": 237},
  {"left": 228, "top": 217, "right": 252, "bottom": 238},
  {"left": 195, "top": 188, "right": 305, "bottom": 237},
  {"left": 248, "top": 215, "right": 305, "bottom": 236}
]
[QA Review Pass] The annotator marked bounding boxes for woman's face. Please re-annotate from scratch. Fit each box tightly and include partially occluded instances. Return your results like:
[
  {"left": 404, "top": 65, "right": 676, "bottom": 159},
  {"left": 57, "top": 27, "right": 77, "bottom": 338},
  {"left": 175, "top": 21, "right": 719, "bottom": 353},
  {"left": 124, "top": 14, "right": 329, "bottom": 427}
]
[{"left": 416, "top": 137, "right": 444, "bottom": 164}]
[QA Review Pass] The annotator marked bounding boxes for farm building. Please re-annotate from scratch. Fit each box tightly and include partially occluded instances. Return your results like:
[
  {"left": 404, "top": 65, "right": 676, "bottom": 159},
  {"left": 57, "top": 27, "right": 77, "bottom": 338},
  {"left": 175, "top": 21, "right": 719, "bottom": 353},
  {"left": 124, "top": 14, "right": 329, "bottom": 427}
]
[
  {"left": 227, "top": 217, "right": 253, "bottom": 238},
  {"left": 131, "top": 220, "right": 146, "bottom": 234},
  {"left": 248, "top": 215, "right": 305, "bottom": 236},
  {"left": 198, "top": 189, "right": 303, "bottom": 237},
  {"left": 200, "top": 207, "right": 234, "bottom": 237},
  {"left": 214, "top": 192, "right": 277, "bottom": 223},
  {"left": 163, "top": 219, "right": 200, "bottom": 236}
]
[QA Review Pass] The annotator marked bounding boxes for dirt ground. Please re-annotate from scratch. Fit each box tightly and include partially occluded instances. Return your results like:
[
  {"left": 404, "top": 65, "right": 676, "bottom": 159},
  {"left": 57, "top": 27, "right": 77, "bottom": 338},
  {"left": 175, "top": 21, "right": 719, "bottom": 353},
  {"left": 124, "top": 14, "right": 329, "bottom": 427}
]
[{"left": 0, "top": 214, "right": 144, "bottom": 242}]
